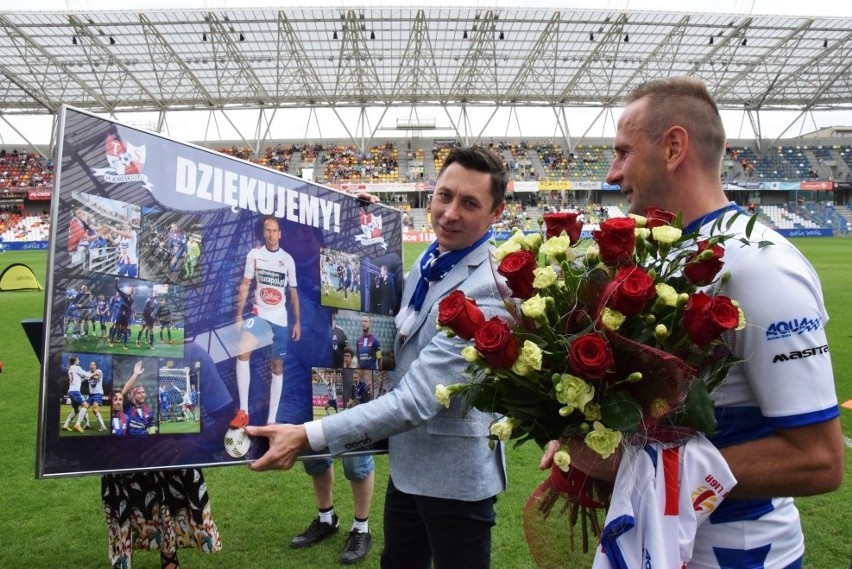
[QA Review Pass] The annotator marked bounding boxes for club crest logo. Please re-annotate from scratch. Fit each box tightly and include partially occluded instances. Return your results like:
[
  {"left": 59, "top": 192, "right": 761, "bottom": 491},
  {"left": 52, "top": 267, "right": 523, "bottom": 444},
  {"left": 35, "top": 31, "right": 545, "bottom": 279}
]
[
  {"left": 92, "top": 135, "right": 154, "bottom": 189},
  {"left": 356, "top": 208, "right": 387, "bottom": 249}
]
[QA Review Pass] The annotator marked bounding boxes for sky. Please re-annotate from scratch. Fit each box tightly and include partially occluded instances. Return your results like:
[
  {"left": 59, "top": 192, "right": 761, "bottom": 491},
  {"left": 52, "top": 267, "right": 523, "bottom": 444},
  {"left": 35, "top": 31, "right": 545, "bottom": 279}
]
[{"left": 2, "top": 0, "right": 852, "bottom": 149}]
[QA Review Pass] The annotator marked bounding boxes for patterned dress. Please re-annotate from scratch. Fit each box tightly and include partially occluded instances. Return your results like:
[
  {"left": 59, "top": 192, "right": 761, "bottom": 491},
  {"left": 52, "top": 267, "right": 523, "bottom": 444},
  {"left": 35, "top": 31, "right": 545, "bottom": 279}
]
[{"left": 101, "top": 469, "right": 221, "bottom": 568}]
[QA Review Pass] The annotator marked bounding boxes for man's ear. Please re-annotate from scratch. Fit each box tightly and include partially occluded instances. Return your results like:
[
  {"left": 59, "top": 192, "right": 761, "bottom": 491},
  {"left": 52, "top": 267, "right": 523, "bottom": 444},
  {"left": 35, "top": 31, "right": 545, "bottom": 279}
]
[
  {"left": 492, "top": 200, "right": 506, "bottom": 222},
  {"left": 662, "top": 126, "right": 688, "bottom": 172}
]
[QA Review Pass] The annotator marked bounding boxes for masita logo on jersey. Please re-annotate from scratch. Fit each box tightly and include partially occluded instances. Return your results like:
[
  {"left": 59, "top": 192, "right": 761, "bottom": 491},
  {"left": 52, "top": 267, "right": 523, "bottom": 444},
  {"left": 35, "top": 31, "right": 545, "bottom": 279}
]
[
  {"left": 91, "top": 134, "right": 153, "bottom": 189},
  {"left": 772, "top": 344, "right": 829, "bottom": 363},
  {"left": 765, "top": 316, "right": 822, "bottom": 341}
]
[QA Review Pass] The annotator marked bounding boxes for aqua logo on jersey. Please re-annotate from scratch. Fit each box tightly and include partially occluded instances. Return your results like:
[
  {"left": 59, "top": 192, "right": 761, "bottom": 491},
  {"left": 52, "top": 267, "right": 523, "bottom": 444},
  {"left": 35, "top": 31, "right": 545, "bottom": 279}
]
[{"left": 765, "top": 317, "right": 821, "bottom": 341}]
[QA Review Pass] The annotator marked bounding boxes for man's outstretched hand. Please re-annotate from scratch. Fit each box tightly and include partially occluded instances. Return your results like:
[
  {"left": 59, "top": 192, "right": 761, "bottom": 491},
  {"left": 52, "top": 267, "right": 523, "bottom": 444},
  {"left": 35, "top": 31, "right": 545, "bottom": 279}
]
[{"left": 245, "top": 423, "right": 310, "bottom": 471}]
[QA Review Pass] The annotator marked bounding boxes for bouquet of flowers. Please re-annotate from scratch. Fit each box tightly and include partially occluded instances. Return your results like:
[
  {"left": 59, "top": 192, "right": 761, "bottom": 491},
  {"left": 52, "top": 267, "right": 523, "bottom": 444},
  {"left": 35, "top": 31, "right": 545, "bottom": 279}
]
[{"left": 434, "top": 207, "right": 758, "bottom": 566}]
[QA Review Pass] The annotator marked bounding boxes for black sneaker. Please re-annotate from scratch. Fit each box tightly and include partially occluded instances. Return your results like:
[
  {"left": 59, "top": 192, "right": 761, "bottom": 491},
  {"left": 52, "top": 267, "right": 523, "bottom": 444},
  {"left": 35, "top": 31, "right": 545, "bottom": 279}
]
[
  {"left": 339, "top": 529, "right": 372, "bottom": 565},
  {"left": 290, "top": 514, "right": 339, "bottom": 549}
]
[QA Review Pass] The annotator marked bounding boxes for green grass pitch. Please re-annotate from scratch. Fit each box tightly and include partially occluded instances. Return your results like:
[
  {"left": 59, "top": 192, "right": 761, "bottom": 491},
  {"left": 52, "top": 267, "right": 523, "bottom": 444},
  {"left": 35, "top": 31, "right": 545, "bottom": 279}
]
[{"left": 1, "top": 240, "right": 850, "bottom": 568}]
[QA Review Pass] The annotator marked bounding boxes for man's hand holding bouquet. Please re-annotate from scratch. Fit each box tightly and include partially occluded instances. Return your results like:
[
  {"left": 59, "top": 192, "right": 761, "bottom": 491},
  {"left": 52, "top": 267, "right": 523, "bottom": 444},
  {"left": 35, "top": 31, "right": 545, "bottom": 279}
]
[{"left": 434, "top": 207, "right": 760, "bottom": 567}]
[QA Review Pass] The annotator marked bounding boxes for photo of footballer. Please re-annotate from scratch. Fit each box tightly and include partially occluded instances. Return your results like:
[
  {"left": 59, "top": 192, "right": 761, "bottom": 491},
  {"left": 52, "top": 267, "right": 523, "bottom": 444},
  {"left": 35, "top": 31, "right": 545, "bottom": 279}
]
[
  {"left": 138, "top": 211, "right": 204, "bottom": 285},
  {"left": 58, "top": 352, "right": 113, "bottom": 437},
  {"left": 62, "top": 276, "right": 186, "bottom": 358},
  {"left": 66, "top": 192, "right": 141, "bottom": 278},
  {"left": 319, "top": 248, "right": 361, "bottom": 311},
  {"left": 158, "top": 357, "right": 201, "bottom": 435},
  {"left": 111, "top": 357, "right": 159, "bottom": 435}
]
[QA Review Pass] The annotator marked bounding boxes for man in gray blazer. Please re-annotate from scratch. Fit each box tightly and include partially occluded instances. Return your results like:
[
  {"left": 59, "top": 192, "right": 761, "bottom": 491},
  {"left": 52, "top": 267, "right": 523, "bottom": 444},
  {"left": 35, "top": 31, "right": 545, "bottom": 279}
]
[{"left": 248, "top": 146, "right": 510, "bottom": 568}]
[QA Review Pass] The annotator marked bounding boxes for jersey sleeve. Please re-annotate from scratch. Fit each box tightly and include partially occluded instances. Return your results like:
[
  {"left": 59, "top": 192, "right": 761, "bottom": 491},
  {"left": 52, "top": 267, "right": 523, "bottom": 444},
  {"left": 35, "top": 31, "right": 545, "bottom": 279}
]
[
  {"left": 287, "top": 255, "right": 298, "bottom": 289},
  {"left": 720, "top": 239, "right": 838, "bottom": 428},
  {"left": 243, "top": 248, "right": 255, "bottom": 280}
]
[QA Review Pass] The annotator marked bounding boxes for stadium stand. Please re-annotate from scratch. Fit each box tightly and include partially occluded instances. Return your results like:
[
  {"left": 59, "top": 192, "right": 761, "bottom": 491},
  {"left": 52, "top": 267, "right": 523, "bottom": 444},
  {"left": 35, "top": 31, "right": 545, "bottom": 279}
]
[
  {"left": 3, "top": 134, "right": 852, "bottom": 242},
  {"left": 321, "top": 143, "right": 399, "bottom": 183},
  {"left": 0, "top": 149, "right": 53, "bottom": 194},
  {"left": 759, "top": 204, "right": 820, "bottom": 229},
  {"left": 0, "top": 214, "right": 49, "bottom": 242}
]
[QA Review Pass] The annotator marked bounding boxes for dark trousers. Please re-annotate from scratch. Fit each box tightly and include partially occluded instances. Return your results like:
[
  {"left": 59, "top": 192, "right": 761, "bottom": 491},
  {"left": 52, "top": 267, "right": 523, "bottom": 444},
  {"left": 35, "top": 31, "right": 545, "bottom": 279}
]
[{"left": 380, "top": 476, "right": 496, "bottom": 569}]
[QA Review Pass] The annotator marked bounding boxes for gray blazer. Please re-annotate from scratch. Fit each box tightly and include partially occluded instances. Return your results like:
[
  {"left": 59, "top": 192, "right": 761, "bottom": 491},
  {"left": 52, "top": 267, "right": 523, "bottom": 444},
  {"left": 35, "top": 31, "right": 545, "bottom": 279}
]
[{"left": 320, "top": 239, "right": 508, "bottom": 501}]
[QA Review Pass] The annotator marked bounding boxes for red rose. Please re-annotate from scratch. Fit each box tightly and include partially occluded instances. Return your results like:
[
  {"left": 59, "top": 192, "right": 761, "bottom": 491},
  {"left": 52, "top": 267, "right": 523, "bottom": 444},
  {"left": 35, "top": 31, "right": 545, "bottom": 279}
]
[
  {"left": 568, "top": 333, "right": 613, "bottom": 381},
  {"left": 644, "top": 206, "right": 677, "bottom": 229},
  {"left": 592, "top": 217, "right": 636, "bottom": 266},
  {"left": 497, "top": 250, "right": 537, "bottom": 299},
  {"left": 682, "top": 292, "right": 740, "bottom": 346},
  {"left": 475, "top": 317, "right": 519, "bottom": 369},
  {"left": 543, "top": 212, "right": 583, "bottom": 245},
  {"left": 609, "top": 266, "right": 657, "bottom": 316},
  {"left": 437, "top": 289, "right": 486, "bottom": 340},
  {"left": 683, "top": 241, "right": 725, "bottom": 286}
]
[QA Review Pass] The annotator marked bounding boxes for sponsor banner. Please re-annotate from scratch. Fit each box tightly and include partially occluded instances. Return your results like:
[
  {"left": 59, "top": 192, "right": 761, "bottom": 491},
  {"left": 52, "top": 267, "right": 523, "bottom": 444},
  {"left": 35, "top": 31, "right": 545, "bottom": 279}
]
[
  {"left": 776, "top": 228, "right": 834, "bottom": 238},
  {"left": 725, "top": 181, "right": 764, "bottom": 190},
  {"left": 490, "top": 229, "right": 594, "bottom": 241},
  {"left": 27, "top": 189, "right": 53, "bottom": 200},
  {"left": 763, "top": 182, "right": 800, "bottom": 191},
  {"left": 402, "top": 230, "right": 435, "bottom": 243},
  {"left": 334, "top": 182, "right": 368, "bottom": 193},
  {"left": 337, "top": 181, "right": 414, "bottom": 193},
  {"left": 538, "top": 180, "right": 571, "bottom": 191},
  {"left": 835, "top": 182, "right": 852, "bottom": 190},
  {"left": 37, "top": 106, "right": 403, "bottom": 477},
  {"left": 511, "top": 180, "right": 539, "bottom": 193},
  {"left": 800, "top": 180, "right": 834, "bottom": 191},
  {"left": 4, "top": 241, "right": 50, "bottom": 250},
  {"left": 572, "top": 181, "right": 601, "bottom": 190}
]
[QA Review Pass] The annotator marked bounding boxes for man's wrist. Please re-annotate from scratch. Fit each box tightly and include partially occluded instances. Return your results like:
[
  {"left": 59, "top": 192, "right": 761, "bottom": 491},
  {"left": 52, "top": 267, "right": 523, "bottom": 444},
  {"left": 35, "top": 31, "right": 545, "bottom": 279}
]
[{"left": 304, "top": 420, "right": 328, "bottom": 451}]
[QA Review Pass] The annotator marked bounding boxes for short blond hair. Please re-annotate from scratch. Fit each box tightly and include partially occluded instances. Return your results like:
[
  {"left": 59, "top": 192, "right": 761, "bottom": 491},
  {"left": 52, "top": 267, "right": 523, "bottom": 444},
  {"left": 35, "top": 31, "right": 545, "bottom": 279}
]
[{"left": 625, "top": 76, "right": 726, "bottom": 172}]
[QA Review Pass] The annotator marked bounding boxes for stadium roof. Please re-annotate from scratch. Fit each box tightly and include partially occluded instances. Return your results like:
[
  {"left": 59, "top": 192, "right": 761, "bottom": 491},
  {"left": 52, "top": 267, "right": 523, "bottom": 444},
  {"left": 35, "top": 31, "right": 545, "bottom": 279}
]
[{"left": 1, "top": 6, "right": 851, "bottom": 147}]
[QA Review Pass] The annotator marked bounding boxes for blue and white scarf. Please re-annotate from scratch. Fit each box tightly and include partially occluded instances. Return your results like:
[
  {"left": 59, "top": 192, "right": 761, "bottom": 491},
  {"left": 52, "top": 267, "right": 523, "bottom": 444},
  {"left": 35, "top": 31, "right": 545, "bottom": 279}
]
[{"left": 396, "top": 229, "right": 493, "bottom": 337}]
